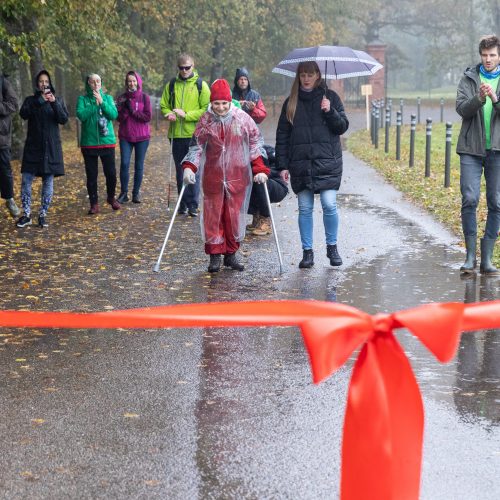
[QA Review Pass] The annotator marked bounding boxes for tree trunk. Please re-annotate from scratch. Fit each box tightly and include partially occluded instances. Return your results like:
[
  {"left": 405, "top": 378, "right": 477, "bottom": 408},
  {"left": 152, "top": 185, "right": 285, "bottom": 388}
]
[
  {"left": 8, "top": 63, "right": 25, "bottom": 161},
  {"left": 210, "top": 35, "right": 224, "bottom": 83}
]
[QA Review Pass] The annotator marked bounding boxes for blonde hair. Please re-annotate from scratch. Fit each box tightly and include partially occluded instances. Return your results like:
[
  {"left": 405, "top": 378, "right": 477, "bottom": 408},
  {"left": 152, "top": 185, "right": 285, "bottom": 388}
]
[
  {"left": 177, "top": 53, "right": 194, "bottom": 66},
  {"left": 285, "top": 61, "right": 322, "bottom": 124}
]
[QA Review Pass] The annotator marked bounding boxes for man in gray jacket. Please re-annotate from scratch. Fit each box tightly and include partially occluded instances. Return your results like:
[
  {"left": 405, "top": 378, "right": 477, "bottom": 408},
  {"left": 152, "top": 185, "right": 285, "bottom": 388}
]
[
  {"left": 0, "top": 72, "right": 20, "bottom": 218},
  {"left": 456, "top": 35, "right": 500, "bottom": 275}
]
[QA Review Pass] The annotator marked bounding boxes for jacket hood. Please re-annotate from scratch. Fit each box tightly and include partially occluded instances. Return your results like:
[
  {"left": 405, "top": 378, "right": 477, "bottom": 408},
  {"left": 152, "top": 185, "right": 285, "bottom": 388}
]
[
  {"left": 34, "top": 69, "right": 55, "bottom": 94},
  {"left": 85, "top": 74, "right": 104, "bottom": 98},
  {"left": 124, "top": 71, "right": 143, "bottom": 91},
  {"left": 233, "top": 67, "right": 252, "bottom": 92}
]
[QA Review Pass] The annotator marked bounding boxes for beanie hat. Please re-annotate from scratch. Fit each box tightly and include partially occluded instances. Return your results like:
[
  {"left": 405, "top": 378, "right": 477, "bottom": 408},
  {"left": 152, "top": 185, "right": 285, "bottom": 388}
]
[{"left": 210, "top": 79, "right": 232, "bottom": 102}]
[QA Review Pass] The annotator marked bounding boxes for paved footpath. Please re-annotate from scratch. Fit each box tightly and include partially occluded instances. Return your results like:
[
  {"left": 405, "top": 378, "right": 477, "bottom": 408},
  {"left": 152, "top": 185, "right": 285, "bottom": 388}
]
[{"left": 0, "top": 108, "right": 498, "bottom": 499}]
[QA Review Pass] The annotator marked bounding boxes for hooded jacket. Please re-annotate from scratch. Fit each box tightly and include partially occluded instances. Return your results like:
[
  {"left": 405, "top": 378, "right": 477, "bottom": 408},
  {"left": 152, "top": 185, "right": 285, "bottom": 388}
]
[
  {"left": 0, "top": 74, "right": 18, "bottom": 149},
  {"left": 232, "top": 67, "right": 267, "bottom": 124},
  {"left": 275, "top": 86, "right": 349, "bottom": 194},
  {"left": 159, "top": 69, "right": 210, "bottom": 138},
  {"left": 19, "top": 70, "right": 68, "bottom": 176},
  {"left": 456, "top": 64, "right": 500, "bottom": 156},
  {"left": 117, "top": 72, "right": 151, "bottom": 143},
  {"left": 76, "top": 75, "right": 118, "bottom": 148},
  {"left": 182, "top": 105, "right": 269, "bottom": 244}
]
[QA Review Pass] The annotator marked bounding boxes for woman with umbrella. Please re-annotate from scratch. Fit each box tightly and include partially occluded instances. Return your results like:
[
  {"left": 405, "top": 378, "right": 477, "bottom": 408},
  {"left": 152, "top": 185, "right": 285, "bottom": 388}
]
[{"left": 275, "top": 61, "right": 349, "bottom": 269}]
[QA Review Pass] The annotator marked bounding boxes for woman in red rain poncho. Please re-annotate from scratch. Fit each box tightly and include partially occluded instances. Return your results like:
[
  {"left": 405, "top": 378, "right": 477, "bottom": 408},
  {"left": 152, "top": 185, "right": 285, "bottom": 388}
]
[{"left": 182, "top": 79, "right": 270, "bottom": 273}]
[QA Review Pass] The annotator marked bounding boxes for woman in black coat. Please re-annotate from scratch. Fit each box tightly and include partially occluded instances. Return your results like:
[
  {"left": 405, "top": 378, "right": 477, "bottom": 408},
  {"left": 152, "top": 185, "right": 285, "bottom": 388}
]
[
  {"left": 275, "top": 61, "right": 349, "bottom": 269},
  {"left": 17, "top": 69, "right": 68, "bottom": 228}
]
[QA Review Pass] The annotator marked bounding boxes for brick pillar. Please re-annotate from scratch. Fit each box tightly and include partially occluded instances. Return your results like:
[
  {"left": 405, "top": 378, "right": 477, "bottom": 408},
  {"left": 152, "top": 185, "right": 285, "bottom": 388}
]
[{"left": 366, "top": 40, "right": 387, "bottom": 101}]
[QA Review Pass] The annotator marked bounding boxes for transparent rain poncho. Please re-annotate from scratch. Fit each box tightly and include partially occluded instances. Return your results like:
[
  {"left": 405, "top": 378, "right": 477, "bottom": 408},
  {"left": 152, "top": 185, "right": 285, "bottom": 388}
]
[{"left": 183, "top": 105, "right": 265, "bottom": 244}]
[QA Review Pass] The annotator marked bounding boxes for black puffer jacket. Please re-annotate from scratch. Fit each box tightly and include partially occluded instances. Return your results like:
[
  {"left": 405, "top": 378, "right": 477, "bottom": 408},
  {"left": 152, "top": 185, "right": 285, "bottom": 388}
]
[
  {"left": 19, "top": 70, "right": 68, "bottom": 176},
  {"left": 275, "top": 86, "right": 348, "bottom": 194}
]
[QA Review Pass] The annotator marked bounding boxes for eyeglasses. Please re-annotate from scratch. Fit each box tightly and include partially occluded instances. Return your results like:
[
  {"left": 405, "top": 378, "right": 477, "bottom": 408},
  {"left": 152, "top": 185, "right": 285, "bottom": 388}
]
[{"left": 178, "top": 65, "right": 192, "bottom": 71}]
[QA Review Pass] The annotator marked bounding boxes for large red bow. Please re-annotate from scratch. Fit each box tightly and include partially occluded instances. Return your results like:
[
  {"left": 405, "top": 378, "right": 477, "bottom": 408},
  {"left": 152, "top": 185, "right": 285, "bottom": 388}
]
[{"left": 2, "top": 300, "right": 500, "bottom": 499}]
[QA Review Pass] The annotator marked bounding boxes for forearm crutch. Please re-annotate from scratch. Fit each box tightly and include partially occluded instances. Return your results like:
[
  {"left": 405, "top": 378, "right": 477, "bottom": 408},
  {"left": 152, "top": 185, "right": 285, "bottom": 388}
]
[
  {"left": 263, "top": 182, "right": 284, "bottom": 274},
  {"left": 154, "top": 184, "right": 186, "bottom": 272}
]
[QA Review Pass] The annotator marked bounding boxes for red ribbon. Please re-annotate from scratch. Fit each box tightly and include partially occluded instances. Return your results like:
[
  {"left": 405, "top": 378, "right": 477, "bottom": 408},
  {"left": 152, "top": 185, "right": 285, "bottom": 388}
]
[{"left": 2, "top": 300, "right": 500, "bottom": 499}]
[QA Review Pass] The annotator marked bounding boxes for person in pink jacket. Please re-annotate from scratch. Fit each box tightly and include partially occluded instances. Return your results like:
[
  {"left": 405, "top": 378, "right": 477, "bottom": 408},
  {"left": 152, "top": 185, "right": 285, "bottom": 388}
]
[
  {"left": 182, "top": 79, "right": 270, "bottom": 273},
  {"left": 116, "top": 71, "right": 151, "bottom": 204}
]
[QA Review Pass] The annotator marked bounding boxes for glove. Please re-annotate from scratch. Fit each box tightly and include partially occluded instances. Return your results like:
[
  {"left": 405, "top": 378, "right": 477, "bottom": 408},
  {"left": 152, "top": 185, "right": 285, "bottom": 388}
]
[
  {"left": 125, "top": 99, "right": 133, "bottom": 112},
  {"left": 183, "top": 168, "right": 196, "bottom": 185},
  {"left": 254, "top": 173, "right": 268, "bottom": 184}
]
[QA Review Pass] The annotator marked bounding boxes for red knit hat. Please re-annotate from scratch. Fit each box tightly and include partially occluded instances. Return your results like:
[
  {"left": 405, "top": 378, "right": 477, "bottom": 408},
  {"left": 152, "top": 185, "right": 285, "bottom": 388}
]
[{"left": 210, "top": 79, "right": 231, "bottom": 102}]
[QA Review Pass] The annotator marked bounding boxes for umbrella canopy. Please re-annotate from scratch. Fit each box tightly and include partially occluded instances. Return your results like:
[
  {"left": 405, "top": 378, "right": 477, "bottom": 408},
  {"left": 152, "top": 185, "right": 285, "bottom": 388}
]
[{"left": 272, "top": 45, "right": 383, "bottom": 80}]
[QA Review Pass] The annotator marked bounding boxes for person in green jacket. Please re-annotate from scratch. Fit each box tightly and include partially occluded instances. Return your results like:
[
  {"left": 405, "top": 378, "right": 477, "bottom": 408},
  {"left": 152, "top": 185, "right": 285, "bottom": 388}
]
[
  {"left": 76, "top": 73, "right": 120, "bottom": 215},
  {"left": 160, "top": 54, "right": 210, "bottom": 216}
]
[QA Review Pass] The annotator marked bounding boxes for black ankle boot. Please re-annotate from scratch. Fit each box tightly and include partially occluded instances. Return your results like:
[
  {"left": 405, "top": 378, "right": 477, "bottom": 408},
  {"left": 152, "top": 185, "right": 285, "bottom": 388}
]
[
  {"left": 326, "top": 244, "right": 342, "bottom": 266},
  {"left": 208, "top": 254, "right": 222, "bottom": 273},
  {"left": 223, "top": 253, "right": 244, "bottom": 271},
  {"left": 299, "top": 249, "right": 314, "bottom": 269}
]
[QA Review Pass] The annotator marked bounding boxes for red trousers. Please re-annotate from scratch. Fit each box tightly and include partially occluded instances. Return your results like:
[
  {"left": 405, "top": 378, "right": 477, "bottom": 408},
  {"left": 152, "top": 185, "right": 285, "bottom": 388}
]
[{"left": 204, "top": 188, "right": 245, "bottom": 255}]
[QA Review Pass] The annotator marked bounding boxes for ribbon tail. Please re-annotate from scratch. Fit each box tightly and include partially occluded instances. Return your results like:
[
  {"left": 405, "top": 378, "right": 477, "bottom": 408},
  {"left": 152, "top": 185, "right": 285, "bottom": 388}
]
[{"left": 341, "top": 333, "right": 423, "bottom": 500}]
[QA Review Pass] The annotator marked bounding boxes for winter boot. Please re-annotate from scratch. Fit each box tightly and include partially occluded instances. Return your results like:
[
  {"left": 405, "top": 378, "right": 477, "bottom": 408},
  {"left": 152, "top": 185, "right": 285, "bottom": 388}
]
[
  {"left": 246, "top": 213, "right": 260, "bottom": 230},
  {"left": 6, "top": 198, "right": 20, "bottom": 217},
  {"left": 460, "top": 236, "right": 477, "bottom": 274},
  {"left": 252, "top": 217, "right": 272, "bottom": 236},
  {"left": 479, "top": 238, "right": 500, "bottom": 275},
  {"left": 208, "top": 254, "right": 222, "bottom": 273},
  {"left": 108, "top": 197, "right": 121, "bottom": 210},
  {"left": 88, "top": 203, "right": 100, "bottom": 215},
  {"left": 299, "top": 249, "right": 314, "bottom": 269},
  {"left": 223, "top": 252, "right": 244, "bottom": 271},
  {"left": 326, "top": 244, "right": 342, "bottom": 266},
  {"left": 117, "top": 192, "right": 129, "bottom": 204}
]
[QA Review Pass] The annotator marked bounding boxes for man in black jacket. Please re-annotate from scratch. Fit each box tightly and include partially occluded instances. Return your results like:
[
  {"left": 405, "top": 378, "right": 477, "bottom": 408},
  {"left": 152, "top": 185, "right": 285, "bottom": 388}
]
[
  {"left": 0, "top": 73, "right": 19, "bottom": 217},
  {"left": 0, "top": 72, "right": 20, "bottom": 218}
]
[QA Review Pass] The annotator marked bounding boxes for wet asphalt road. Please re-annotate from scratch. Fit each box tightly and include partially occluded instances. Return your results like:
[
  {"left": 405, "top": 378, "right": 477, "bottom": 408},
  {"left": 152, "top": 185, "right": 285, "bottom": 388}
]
[{"left": 0, "top": 108, "right": 498, "bottom": 499}]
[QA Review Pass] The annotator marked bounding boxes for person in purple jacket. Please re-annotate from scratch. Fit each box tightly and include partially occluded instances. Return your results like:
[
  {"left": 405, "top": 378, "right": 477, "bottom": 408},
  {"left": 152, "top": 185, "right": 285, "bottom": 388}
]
[{"left": 116, "top": 71, "right": 151, "bottom": 203}]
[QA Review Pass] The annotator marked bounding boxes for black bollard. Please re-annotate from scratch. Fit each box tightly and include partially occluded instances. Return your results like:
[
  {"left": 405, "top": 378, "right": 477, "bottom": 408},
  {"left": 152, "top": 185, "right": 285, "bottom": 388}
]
[
  {"left": 444, "top": 122, "right": 452, "bottom": 187},
  {"left": 425, "top": 118, "right": 432, "bottom": 177},
  {"left": 155, "top": 101, "right": 159, "bottom": 131},
  {"left": 380, "top": 98, "right": 385, "bottom": 129},
  {"left": 399, "top": 98, "right": 404, "bottom": 124},
  {"left": 385, "top": 107, "right": 390, "bottom": 153},
  {"left": 417, "top": 97, "right": 421, "bottom": 124},
  {"left": 409, "top": 114, "right": 416, "bottom": 168},
  {"left": 440, "top": 98, "right": 444, "bottom": 123},
  {"left": 396, "top": 110, "right": 402, "bottom": 160},
  {"left": 371, "top": 103, "right": 375, "bottom": 144},
  {"left": 374, "top": 105, "right": 380, "bottom": 149},
  {"left": 388, "top": 98, "right": 392, "bottom": 126}
]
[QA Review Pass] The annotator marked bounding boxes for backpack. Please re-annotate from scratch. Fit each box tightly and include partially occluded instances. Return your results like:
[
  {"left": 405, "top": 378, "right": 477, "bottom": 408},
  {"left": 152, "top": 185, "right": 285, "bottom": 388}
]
[{"left": 169, "top": 76, "right": 203, "bottom": 109}]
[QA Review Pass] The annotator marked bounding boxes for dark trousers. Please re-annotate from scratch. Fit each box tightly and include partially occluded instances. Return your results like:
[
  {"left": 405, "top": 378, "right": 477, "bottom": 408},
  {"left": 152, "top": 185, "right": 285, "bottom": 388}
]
[
  {"left": 82, "top": 150, "right": 117, "bottom": 205},
  {"left": 172, "top": 137, "right": 200, "bottom": 211},
  {"left": 248, "top": 179, "right": 288, "bottom": 217},
  {"left": 0, "top": 148, "right": 14, "bottom": 200}
]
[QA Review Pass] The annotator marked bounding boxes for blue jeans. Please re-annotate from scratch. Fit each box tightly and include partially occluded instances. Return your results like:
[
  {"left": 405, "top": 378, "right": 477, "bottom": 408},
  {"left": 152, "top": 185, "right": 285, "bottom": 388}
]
[
  {"left": 21, "top": 172, "right": 54, "bottom": 217},
  {"left": 460, "top": 152, "right": 500, "bottom": 239},
  {"left": 297, "top": 189, "right": 339, "bottom": 250},
  {"left": 119, "top": 139, "right": 149, "bottom": 196}
]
